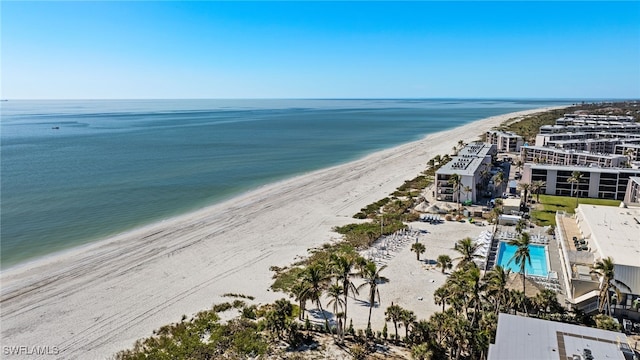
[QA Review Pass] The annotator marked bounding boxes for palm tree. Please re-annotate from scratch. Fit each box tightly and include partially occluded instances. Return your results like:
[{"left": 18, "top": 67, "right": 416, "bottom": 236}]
[
  {"left": 385, "top": 303, "right": 403, "bottom": 341},
  {"left": 517, "top": 182, "right": 531, "bottom": 206},
  {"left": 453, "top": 237, "right": 481, "bottom": 268},
  {"left": 480, "top": 165, "right": 491, "bottom": 187},
  {"left": 567, "top": 171, "right": 583, "bottom": 208},
  {"left": 515, "top": 159, "right": 524, "bottom": 173},
  {"left": 457, "top": 139, "right": 465, "bottom": 149},
  {"left": 590, "top": 257, "right": 632, "bottom": 316},
  {"left": 301, "top": 263, "right": 331, "bottom": 327},
  {"left": 507, "top": 233, "right": 531, "bottom": 315},
  {"left": 491, "top": 205, "right": 503, "bottom": 236},
  {"left": 330, "top": 253, "right": 359, "bottom": 334},
  {"left": 492, "top": 172, "right": 504, "bottom": 196},
  {"left": 532, "top": 180, "right": 546, "bottom": 202},
  {"left": 434, "top": 284, "right": 451, "bottom": 312},
  {"left": 436, "top": 254, "right": 453, "bottom": 274},
  {"left": 462, "top": 185, "right": 473, "bottom": 203},
  {"left": 400, "top": 309, "right": 416, "bottom": 341},
  {"left": 484, "top": 265, "right": 511, "bottom": 315},
  {"left": 533, "top": 288, "right": 558, "bottom": 316},
  {"left": 326, "top": 283, "right": 345, "bottom": 337},
  {"left": 290, "top": 281, "right": 310, "bottom": 320},
  {"left": 411, "top": 242, "right": 426, "bottom": 261},
  {"left": 357, "top": 261, "right": 388, "bottom": 330},
  {"left": 448, "top": 173, "right": 462, "bottom": 213}
]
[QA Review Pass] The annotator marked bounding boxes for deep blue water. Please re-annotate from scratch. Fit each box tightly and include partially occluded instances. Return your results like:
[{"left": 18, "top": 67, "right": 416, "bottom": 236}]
[{"left": 0, "top": 99, "right": 571, "bottom": 268}]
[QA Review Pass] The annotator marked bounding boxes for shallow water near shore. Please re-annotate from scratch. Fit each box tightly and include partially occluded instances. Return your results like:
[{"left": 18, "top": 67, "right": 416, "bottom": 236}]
[{"left": 0, "top": 99, "right": 570, "bottom": 267}]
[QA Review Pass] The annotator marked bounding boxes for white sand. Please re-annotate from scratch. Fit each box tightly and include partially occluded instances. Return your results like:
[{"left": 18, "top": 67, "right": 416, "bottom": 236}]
[{"left": 0, "top": 107, "right": 565, "bottom": 358}]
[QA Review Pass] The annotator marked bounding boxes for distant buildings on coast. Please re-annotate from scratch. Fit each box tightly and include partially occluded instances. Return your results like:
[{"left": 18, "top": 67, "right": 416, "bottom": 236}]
[
  {"left": 521, "top": 113, "right": 640, "bottom": 201},
  {"left": 436, "top": 109, "right": 640, "bottom": 327}
]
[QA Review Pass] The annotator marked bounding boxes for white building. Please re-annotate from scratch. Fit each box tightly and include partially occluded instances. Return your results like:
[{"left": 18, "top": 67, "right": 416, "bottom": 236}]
[
  {"left": 436, "top": 143, "right": 496, "bottom": 203},
  {"left": 555, "top": 205, "right": 640, "bottom": 320},
  {"left": 486, "top": 130, "right": 524, "bottom": 152},
  {"left": 522, "top": 163, "right": 640, "bottom": 200},
  {"left": 624, "top": 177, "right": 640, "bottom": 205},
  {"left": 488, "top": 313, "right": 636, "bottom": 360},
  {"left": 520, "top": 145, "right": 627, "bottom": 168}
]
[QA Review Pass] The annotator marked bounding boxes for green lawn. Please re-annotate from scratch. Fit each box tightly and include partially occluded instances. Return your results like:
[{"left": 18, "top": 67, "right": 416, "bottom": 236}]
[{"left": 531, "top": 195, "right": 621, "bottom": 227}]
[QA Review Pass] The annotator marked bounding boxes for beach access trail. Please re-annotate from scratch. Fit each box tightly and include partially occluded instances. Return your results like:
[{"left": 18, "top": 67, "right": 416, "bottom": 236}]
[{"left": 0, "top": 107, "right": 564, "bottom": 359}]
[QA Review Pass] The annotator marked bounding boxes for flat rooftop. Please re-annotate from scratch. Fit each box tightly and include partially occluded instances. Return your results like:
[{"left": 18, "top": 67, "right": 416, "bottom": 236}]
[
  {"left": 576, "top": 205, "right": 640, "bottom": 269},
  {"left": 436, "top": 156, "right": 485, "bottom": 176},
  {"left": 488, "top": 313, "right": 634, "bottom": 360}
]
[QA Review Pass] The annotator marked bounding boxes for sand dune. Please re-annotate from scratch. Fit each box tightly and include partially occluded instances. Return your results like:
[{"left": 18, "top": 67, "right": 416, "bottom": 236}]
[{"left": 0, "top": 107, "right": 564, "bottom": 359}]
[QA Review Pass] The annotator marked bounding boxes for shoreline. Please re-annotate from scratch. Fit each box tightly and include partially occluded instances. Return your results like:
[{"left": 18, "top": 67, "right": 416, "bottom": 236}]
[{"left": 0, "top": 106, "right": 566, "bottom": 358}]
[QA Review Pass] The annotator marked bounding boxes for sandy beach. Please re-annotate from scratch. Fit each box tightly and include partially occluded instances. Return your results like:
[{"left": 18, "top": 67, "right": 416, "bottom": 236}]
[{"left": 0, "top": 106, "right": 565, "bottom": 359}]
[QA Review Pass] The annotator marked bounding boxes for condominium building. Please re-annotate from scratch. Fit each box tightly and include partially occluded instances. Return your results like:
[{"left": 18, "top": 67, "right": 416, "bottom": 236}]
[
  {"left": 615, "top": 143, "right": 640, "bottom": 161},
  {"left": 624, "top": 177, "right": 640, "bottom": 205},
  {"left": 539, "top": 123, "right": 640, "bottom": 135},
  {"left": 486, "top": 130, "right": 524, "bottom": 152},
  {"left": 522, "top": 163, "right": 640, "bottom": 200},
  {"left": 555, "top": 205, "right": 640, "bottom": 321},
  {"left": 535, "top": 132, "right": 640, "bottom": 149},
  {"left": 436, "top": 143, "right": 496, "bottom": 203},
  {"left": 556, "top": 113, "right": 636, "bottom": 125},
  {"left": 520, "top": 146, "right": 627, "bottom": 168}
]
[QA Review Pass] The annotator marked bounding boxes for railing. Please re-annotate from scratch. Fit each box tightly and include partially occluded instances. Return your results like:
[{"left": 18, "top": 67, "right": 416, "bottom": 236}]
[{"left": 555, "top": 211, "right": 575, "bottom": 301}]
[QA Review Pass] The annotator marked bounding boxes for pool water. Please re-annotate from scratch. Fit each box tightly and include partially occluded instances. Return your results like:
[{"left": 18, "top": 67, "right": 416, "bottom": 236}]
[{"left": 496, "top": 242, "right": 548, "bottom": 277}]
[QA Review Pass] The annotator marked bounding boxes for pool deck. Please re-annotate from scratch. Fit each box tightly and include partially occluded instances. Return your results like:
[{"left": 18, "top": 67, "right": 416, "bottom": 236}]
[
  {"left": 547, "top": 231, "right": 568, "bottom": 305},
  {"left": 492, "top": 224, "right": 568, "bottom": 304}
]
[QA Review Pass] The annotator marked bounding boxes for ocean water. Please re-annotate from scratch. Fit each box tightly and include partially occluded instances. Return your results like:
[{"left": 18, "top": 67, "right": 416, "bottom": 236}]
[{"left": 0, "top": 99, "right": 571, "bottom": 268}]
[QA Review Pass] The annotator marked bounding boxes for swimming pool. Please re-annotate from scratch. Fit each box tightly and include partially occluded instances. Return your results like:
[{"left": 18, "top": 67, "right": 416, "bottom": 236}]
[{"left": 496, "top": 242, "right": 549, "bottom": 277}]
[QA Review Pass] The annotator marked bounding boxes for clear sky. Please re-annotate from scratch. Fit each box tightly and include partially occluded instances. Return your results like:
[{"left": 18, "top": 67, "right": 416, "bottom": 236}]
[{"left": 2, "top": 1, "right": 639, "bottom": 99}]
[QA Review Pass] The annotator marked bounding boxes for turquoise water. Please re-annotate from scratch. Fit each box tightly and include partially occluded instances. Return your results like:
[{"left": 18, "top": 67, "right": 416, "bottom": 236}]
[
  {"left": 1, "top": 99, "right": 571, "bottom": 268},
  {"left": 497, "top": 242, "right": 548, "bottom": 277}
]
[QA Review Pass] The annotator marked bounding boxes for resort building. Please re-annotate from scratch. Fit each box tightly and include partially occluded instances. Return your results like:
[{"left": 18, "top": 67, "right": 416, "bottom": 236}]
[
  {"left": 488, "top": 313, "right": 636, "bottom": 360},
  {"left": 522, "top": 163, "right": 640, "bottom": 200},
  {"left": 624, "top": 177, "right": 640, "bottom": 206},
  {"left": 535, "top": 132, "right": 640, "bottom": 150},
  {"left": 486, "top": 130, "right": 524, "bottom": 152},
  {"left": 556, "top": 113, "right": 636, "bottom": 126},
  {"left": 520, "top": 145, "right": 627, "bottom": 168},
  {"left": 555, "top": 205, "right": 640, "bottom": 321},
  {"left": 539, "top": 123, "right": 640, "bottom": 135},
  {"left": 435, "top": 142, "right": 496, "bottom": 203},
  {"left": 615, "top": 143, "right": 640, "bottom": 162}
]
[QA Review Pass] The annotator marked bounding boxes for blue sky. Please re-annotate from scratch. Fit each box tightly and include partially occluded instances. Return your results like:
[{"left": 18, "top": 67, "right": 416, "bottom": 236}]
[{"left": 2, "top": 1, "right": 639, "bottom": 99}]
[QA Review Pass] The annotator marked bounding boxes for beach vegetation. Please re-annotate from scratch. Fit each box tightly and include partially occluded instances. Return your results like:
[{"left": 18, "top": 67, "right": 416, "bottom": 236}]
[
  {"left": 222, "top": 293, "right": 255, "bottom": 300},
  {"left": 115, "top": 301, "right": 271, "bottom": 359},
  {"left": 334, "top": 220, "right": 406, "bottom": 249},
  {"left": 594, "top": 314, "right": 623, "bottom": 332}
]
